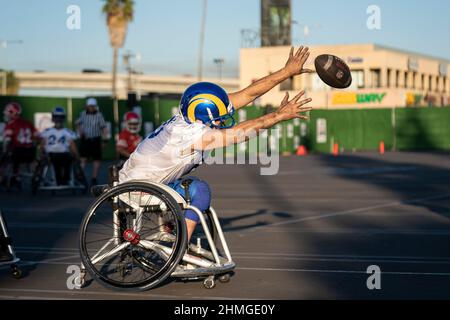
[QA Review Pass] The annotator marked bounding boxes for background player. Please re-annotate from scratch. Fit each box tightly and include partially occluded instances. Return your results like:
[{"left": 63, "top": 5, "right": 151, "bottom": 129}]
[
  {"left": 1, "top": 102, "right": 39, "bottom": 188},
  {"left": 116, "top": 111, "right": 142, "bottom": 160},
  {"left": 39, "top": 107, "right": 79, "bottom": 186}
]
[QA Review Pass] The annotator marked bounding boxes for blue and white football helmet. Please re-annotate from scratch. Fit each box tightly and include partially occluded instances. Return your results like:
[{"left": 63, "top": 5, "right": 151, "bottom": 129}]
[
  {"left": 52, "top": 106, "right": 66, "bottom": 123},
  {"left": 180, "top": 82, "right": 236, "bottom": 129}
]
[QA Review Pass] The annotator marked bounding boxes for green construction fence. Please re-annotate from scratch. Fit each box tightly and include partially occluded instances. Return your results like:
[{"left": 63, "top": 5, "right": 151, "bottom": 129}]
[{"left": 0, "top": 95, "right": 449, "bottom": 159}]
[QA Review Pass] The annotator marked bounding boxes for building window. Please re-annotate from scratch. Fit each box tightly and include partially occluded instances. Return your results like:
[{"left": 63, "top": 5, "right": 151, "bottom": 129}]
[
  {"left": 412, "top": 72, "right": 417, "bottom": 89},
  {"left": 436, "top": 77, "right": 440, "bottom": 92},
  {"left": 280, "top": 76, "right": 293, "bottom": 91},
  {"left": 348, "top": 70, "right": 364, "bottom": 89},
  {"left": 395, "top": 70, "right": 400, "bottom": 88},
  {"left": 404, "top": 72, "right": 408, "bottom": 88},
  {"left": 370, "top": 69, "right": 381, "bottom": 88},
  {"left": 429, "top": 75, "right": 433, "bottom": 91},
  {"left": 444, "top": 77, "right": 448, "bottom": 93},
  {"left": 387, "top": 69, "right": 391, "bottom": 88},
  {"left": 421, "top": 74, "right": 425, "bottom": 90}
]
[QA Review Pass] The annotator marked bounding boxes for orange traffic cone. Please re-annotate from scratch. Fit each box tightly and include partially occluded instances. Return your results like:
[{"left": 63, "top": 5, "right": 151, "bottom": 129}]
[
  {"left": 333, "top": 143, "right": 339, "bottom": 156},
  {"left": 379, "top": 141, "right": 385, "bottom": 155},
  {"left": 296, "top": 145, "right": 308, "bottom": 156}
]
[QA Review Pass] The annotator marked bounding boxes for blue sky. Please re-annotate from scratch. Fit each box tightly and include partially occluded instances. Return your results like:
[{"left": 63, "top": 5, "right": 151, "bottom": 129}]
[{"left": 0, "top": 0, "right": 449, "bottom": 78}]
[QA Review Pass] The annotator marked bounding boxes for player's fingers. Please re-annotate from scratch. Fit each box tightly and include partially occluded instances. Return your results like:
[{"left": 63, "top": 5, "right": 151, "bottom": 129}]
[
  {"left": 295, "top": 46, "right": 304, "bottom": 58},
  {"left": 298, "top": 108, "right": 312, "bottom": 115},
  {"left": 300, "top": 52, "right": 310, "bottom": 64},
  {"left": 296, "top": 115, "right": 309, "bottom": 120},
  {"left": 301, "top": 69, "right": 314, "bottom": 74},
  {"left": 296, "top": 98, "right": 313, "bottom": 108},
  {"left": 292, "top": 90, "right": 305, "bottom": 103},
  {"left": 289, "top": 47, "right": 294, "bottom": 59},
  {"left": 297, "top": 46, "right": 308, "bottom": 58},
  {"left": 281, "top": 92, "right": 289, "bottom": 104}
]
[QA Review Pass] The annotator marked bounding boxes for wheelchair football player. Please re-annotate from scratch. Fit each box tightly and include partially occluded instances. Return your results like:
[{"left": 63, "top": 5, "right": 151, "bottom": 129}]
[
  {"left": 31, "top": 107, "right": 88, "bottom": 195},
  {"left": 77, "top": 166, "right": 234, "bottom": 290},
  {"left": 77, "top": 74, "right": 312, "bottom": 291}
]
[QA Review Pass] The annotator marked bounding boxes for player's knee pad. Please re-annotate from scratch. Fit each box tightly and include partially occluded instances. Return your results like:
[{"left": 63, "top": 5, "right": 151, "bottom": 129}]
[{"left": 169, "top": 177, "right": 211, "bottom": 223}]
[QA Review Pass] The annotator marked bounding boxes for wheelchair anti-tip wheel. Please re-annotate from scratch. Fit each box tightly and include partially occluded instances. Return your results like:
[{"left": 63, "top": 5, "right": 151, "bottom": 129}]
[
  {"left": 79, "top": 182, "right": 187, "bottom": 291},
  {"left": 11, "top": 264, "right": 22, "bottom": 279}
]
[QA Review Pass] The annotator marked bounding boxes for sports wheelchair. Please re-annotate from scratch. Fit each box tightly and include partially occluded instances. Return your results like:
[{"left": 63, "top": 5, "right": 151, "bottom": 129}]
[
  {"left": 31, "top": 154, "right": 88, "bottom": 195},
  {"left": 0, "top": 210, "right": 22, "bottom": 279},
  {"left": 0, "top": 153, "right": 34, "bottom": 192},
  {"left": 77, "top": 166, "right": 235, "bottom": 291}
]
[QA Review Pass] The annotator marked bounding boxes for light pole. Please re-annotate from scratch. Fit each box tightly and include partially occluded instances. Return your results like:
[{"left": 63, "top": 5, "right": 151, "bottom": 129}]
[
  {"left": 197, "top": 0, "right": 208, "bottom": 81},
  {"left": 122, "top": 51, "right": 142, "bottom": 95},
  {"left": 213, "top": 58, "right": 224, "bottom": 80}
]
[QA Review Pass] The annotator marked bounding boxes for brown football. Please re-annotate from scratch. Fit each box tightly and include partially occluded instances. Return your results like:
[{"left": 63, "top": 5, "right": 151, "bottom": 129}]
[{"left": 314, "top": 54, "right": 352, "bottom": 89}]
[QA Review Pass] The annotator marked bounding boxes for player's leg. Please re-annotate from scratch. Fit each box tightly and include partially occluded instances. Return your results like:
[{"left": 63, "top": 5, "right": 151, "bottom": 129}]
[
  {"left": 78, "top": 138, "right": 88, "bottom": 170},
  {"left": 61, "top": 153, "right": 72, "bottom": 185},
  {"left": 49, "top": 153, "right": 63, "bottom": 185},
  {"left": 169, "top": 177, "right": 212, "bottom": 242},
  {"left": 10, "top": 148, "right": 23, "bottom": 186},
  {"left": 91, "top": 137, "right": 102, "bottom": 185}
]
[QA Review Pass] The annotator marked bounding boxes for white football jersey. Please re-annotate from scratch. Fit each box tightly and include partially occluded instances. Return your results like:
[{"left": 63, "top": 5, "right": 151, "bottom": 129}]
[
  {"left": 40, "top": 128, "right": 77, "bottom": 153},
  {"left": 119, "top": 114, "right": 211, "bottom": 184}
]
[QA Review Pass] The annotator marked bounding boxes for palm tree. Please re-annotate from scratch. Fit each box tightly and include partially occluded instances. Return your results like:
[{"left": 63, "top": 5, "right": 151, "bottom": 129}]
[{"left": 102, "top": 0, "right": 134, "bottom": 98}]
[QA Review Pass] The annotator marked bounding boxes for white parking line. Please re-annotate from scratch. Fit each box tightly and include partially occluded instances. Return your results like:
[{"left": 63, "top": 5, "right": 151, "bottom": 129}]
[
  {"left": 261, "top": 228, "right": 450, "bottom": 235},
  {"left": 0, "top": 288, "right": 255, "bottom": 300},
  {"left": 232, "top": 256, "right": 450, "bottom": 265},
  {"left": 12, "top": 252, "right": 450, "bottom": 266},
  {"left": 12, "top": 246, "right": 450, "bottom": 263},
  {"left": 236, "top": 267, "right": 450, "bottom": 276},
  {"left": 244, "top": 193, "right": 450, "bottom": 231}
]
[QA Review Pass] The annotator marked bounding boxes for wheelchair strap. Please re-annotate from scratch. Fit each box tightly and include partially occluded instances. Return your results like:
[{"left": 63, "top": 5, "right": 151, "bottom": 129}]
[{"left": 181, "top": 178, "right": 193, "bottom": 205}]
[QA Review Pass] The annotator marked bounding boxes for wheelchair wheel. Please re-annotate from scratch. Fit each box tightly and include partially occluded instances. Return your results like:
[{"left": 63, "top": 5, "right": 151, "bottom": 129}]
[
  {"left": 72, "top": 161, "right": 88, "bottom": 192},
  {"left": 79, "top": 182, "right": 187, "bottom": 291},
  {"left": 31, "top": 160, "right": 46, "bottom": 195}
]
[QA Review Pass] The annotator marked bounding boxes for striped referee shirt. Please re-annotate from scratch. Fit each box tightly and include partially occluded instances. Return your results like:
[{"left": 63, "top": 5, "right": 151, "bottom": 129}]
[{"left": 76, "top": 110, "right": 107, "bottom": 139}]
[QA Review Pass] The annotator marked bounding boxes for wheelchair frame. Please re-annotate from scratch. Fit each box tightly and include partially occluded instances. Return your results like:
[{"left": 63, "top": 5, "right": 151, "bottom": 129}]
[
  {"left": 32, "top": 156, "right": 87, "bottom": 194},
  {"left": 0, "top": 210, "right": 22, "bottom": 279},
  {"left": 78, "top": 179, "right": 235, "bottom": 290}
]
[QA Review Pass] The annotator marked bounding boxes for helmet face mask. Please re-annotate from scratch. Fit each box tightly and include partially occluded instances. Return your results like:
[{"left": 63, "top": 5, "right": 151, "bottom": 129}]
[
  {"left": 207, "top": 104, "right": 235, "bottom": 129},
  {"left": 127, "top": 120, "right": 140, "bottom": 133},
  {"left": 3, "top": 110, "right": 11, "bottom": 122},
  {"left": 3, "top": 102, "right": 22, "bottom": 122},
  {"left": 52, "top": 107, "right": 66, "bottom": 128},
  {"left": 124, "top": 112, "right": 141, "bottom": 134}
]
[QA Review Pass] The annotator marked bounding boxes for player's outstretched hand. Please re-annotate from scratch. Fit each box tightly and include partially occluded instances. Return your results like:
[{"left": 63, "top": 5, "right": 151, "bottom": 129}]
[
  {"left": 276, "top": 91, "right": 312, "bottom": 121},
  {"left": 284, "top": 46, "right": 314, "bottom": 76}
]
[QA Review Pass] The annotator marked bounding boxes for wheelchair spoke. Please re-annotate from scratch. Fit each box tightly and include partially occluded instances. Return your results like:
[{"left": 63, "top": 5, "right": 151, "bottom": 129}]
[
  {"left": 89, "top": 217, "right": 122, "bottom": 233},
  {"left": 138, "top": 191, "right": 142, "bottom": 208},
  {"left": 84, "top": 236, "right": 119, "bottom": 245}
]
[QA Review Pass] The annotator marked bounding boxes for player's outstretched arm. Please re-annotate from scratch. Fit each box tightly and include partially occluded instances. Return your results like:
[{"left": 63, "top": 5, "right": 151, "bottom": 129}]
[
  {"left": 228, "top": 46, "right": 313, "bottom": 110},
  {"left": 195, "top": 91, "right": 312, "bottom": 151}
]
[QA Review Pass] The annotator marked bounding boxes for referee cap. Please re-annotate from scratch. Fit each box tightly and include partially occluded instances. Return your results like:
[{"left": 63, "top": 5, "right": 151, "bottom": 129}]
[{"left": 86, "top": 97, "right": 98, "bottom": 107}]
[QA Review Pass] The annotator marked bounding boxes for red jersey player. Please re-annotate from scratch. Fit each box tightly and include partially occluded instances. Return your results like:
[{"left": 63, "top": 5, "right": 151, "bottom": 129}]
[
  {"left": 2, "top": 102, "right": 39, "bottom": 187},
  {"left": 116, "top": 111, "right": 142, "bottom": 160}
]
